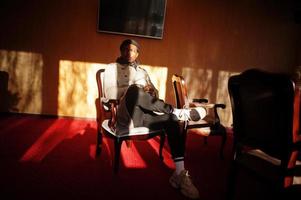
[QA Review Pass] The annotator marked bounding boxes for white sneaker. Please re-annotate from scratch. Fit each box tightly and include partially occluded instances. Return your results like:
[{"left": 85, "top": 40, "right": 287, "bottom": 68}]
[{"left": 173, "top": 107, "right": 207, "bottom": 121}]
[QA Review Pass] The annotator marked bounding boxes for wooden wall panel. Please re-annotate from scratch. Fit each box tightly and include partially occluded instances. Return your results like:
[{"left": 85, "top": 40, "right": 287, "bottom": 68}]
[{"left": 0, "top": 0, "right": 299, "bottom": 125}]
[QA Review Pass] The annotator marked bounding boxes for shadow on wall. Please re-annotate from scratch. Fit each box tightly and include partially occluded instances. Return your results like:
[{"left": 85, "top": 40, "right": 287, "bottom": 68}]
[
  {"left": 0, "top": 50, "right": 43, "bottom": 114},
  {"left": 57, "top": 60, "right": 168, "bottom": 118},
  {"left": 0, "top": 71, "right": 20, "bottom": 113},
  {"left": 182, "top": 68, "right": 239, "bottom": 127}
]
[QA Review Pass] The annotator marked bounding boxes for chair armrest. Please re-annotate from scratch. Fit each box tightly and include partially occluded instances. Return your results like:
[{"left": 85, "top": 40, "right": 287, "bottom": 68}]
[
  {"left": 107, "top": 100, "right": 119, "bottom": 131},
  {"left": 214, "top": 104, "right": 226, "bottom": 109},
  {"left": 101, "top": 98, "right": 119, "bottom": 105},
  {"left": 192, "top": 98, "right": 208, "bottom": 103},
  {"left": 190, "top": 101, "right": 226, "bottom": 124},
  {"left": 190, "top": 98, "right": 226, "bottom": 109},
  {"left": 99, "top": 99, "right": 119, "bottom": 131},
  {"left": 212, "top": 103, "right": 226, "bottom": 123},
  {"left": 189, "top": 102, "right": 226, "bottom": 109},
  {"left": 107, "top": 99, "right": 119, "bottom": 105}
]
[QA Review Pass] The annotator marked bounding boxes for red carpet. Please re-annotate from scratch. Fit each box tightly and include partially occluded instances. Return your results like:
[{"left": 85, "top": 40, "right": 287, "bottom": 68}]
[{"left": 0, "top": 114, "right": 234, "bottom": 200}]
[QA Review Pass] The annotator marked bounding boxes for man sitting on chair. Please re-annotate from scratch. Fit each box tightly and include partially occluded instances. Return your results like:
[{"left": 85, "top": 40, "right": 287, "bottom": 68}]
[{"left": 103, "top": 39, "right": 206, "bottom": 199}]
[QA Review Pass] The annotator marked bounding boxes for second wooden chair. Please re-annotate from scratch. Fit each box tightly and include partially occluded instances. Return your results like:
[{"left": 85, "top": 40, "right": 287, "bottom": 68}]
[{"left": 172, "top": 74, "right": 227, "bottom": 159}]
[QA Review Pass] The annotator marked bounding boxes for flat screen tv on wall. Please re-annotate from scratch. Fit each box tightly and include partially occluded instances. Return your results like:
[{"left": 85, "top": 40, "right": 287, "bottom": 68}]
[{"left": 97, "top": 0, "right": 167, "bottom": 39}]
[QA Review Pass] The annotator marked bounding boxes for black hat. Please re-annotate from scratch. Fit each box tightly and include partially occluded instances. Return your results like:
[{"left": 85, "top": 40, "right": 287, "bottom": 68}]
[{"left": 120, "top": 39, "right": 140, "bottom": 51}]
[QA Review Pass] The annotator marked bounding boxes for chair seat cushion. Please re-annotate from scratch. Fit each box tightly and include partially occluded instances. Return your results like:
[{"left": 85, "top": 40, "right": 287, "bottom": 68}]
[
  {"left": 188, "top": 127, "right": 211, "bottom": 136},
  {"left": 102, "top": 119, "right": 163, "bottom": 139},
  {"left": 188, "top": 119, "right": 210, "bottom": 126},
  {"left": 186, "top": 118, "right": 215, "bottom": 136},
  {"left": 242, "top": 149, "right": 301, "bottom": 185}
]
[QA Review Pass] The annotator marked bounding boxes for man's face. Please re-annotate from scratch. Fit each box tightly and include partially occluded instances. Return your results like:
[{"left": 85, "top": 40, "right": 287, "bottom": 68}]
[{"left": 121, "top": 44, "right": 139, "bottom": 63}]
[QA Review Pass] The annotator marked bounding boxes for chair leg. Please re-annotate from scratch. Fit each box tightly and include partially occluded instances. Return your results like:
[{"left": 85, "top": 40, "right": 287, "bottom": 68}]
[
  {"left": 159, "top": 134, "right": 165, "bottom": 160},
  {"left": 125, "top": 140, "right": 132, "bottom": 148},
  {"left": 226, "top": 160, "right": 238, "bottom": 200},
  {"left": 219, "top": 127, "right": 227, "bottom": 159},
  {"left": 96, "top": 128, "right": 103, "bottom": 156},
  {"left": 113, "top": 139, "right": 123, "bottom": 173},
  {"left": 204, "top": 136, "right": 208, "bottom": 145}
]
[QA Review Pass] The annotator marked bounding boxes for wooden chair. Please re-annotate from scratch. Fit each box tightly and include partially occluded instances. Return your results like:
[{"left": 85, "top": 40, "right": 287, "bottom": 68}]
[
  {"left": 227, "top": 69, "right": 301, "bottom": 199},
  {"left": 172, "top": 74, "right": 227, "bottom": 159},
  {"left": 95, "top": 69, "right": 166, "bottom": 173}
]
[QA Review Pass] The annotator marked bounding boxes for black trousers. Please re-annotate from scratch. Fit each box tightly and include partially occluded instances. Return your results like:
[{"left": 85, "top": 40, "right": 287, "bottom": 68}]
[{"left": 124, "top": 84, "right": 186, "bottom": 160}]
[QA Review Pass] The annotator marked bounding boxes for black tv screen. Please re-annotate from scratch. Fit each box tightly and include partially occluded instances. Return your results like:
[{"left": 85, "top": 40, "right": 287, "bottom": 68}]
[{"left": 97, "top": 0, "right": 167, "bottom": 39}]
